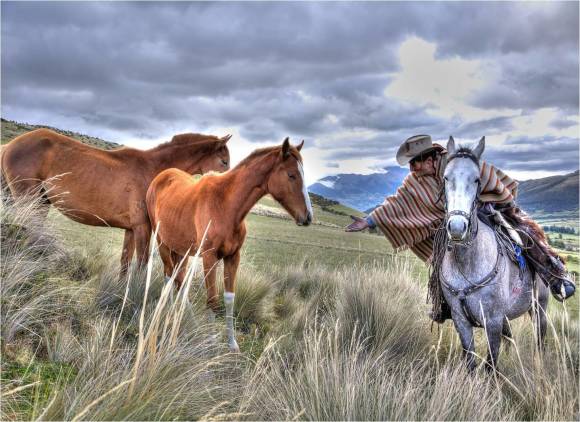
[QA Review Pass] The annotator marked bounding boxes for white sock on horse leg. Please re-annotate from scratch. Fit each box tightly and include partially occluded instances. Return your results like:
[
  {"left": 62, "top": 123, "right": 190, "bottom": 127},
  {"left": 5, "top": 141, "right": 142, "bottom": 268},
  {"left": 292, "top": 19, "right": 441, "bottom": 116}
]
[{"left": 224, "top": 291, "right": 239, "bottom": 352}]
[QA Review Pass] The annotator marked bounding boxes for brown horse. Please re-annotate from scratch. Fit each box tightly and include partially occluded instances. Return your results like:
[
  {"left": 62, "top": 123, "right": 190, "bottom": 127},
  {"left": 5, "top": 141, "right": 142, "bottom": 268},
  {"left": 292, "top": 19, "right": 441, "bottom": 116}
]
[
  {"left": 146, "top": 137, "right": 313, "bottom": 352},
  {"left": 1, "top": 129, "right": 231, "bottom": 272}
]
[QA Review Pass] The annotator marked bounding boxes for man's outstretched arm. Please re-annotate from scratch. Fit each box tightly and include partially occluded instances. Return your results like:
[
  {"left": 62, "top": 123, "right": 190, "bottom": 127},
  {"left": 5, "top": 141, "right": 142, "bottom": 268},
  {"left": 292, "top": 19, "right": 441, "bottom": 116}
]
[{"left": 345, "top": 215, "right": 376, "bottom": 232}]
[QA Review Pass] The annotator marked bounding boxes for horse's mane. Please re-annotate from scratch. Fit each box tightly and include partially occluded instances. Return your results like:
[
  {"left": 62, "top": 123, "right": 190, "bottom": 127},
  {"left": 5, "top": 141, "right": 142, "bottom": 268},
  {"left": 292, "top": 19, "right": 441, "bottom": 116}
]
[
  {"left": 235, "top": 145, "right": 302, "bottom": 169},
  {"left": 150, "top": 133, "right": 221, "bottom": 151}
]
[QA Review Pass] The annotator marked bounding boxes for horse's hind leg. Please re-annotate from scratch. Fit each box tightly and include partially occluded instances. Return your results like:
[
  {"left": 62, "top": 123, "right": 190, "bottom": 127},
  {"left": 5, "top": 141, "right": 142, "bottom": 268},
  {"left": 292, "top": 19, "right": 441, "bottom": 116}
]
[
  {"left": 530, "top": 279, "right": 549, "bottom": 352},
  {"left": 133, "top": 223, "right": 151, "bottom": 268},
  {"left": 484, "top": 319, "right": 503, "bottom": 373},
  {"left": 158, "top": 243, "right": 188, "bottom": 289},
  {"left": 119, "top": 230, "right": 135, "bottom": 278},
  {"left": 501, "top": 318, "right": 513, "bottom": 351}
]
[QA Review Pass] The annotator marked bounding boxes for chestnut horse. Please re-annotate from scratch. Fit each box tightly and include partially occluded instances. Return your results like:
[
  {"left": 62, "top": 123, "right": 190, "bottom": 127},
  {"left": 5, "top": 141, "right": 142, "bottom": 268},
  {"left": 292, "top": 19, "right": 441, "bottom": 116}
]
[
  {"left": 146, "top": 137, "right": 313, "bottom": 352},
  {"left": 1, "top": 129, "right": 231, "bottom": 272}
]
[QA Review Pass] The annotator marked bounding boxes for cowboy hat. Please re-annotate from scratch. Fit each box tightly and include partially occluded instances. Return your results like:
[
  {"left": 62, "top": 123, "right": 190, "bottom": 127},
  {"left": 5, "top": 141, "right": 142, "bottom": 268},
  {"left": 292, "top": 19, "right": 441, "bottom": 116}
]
[{"left": 396, "top": 134, "right": 437, "bottom": 166}]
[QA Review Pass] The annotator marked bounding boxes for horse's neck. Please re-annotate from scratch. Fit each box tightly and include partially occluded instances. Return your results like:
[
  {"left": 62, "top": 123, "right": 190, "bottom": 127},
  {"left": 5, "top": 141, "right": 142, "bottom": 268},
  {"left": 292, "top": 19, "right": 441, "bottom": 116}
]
[
  {"left": 147, "top": 144, "right": 206, "bottom": 175},
  {"left": 221, "top": 157, "right": 275, "bottom": 226},
  {"left": 447, "top": 220, "right": 498, "bottom": 279}
]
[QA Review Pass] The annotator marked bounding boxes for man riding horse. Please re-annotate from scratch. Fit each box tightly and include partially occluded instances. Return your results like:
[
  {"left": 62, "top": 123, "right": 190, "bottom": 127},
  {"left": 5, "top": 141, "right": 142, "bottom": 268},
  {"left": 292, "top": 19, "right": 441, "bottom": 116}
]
[{"left": 346, "top": 134, "right": 575, "bottom": 323}]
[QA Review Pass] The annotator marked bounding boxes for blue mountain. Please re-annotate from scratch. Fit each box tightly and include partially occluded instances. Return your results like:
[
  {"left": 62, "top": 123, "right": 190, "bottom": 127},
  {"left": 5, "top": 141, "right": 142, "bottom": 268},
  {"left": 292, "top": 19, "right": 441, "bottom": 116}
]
[{"left": 308, "top": 166, "right": 408, "bottom": 212}]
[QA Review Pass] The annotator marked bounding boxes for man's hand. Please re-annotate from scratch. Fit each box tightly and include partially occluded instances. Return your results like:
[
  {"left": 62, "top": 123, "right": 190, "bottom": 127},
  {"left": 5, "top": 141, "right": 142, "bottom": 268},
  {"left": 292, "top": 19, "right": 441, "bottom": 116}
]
[{"left": 345, "top": 215, "right": 369, "bottom": 232}]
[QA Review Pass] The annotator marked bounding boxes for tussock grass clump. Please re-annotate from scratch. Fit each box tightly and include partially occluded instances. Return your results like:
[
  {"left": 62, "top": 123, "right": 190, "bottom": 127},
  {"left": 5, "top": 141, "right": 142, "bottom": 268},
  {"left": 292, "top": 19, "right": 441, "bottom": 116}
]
[
  {"left": 1, "top": 196, "right": 246, "bottom": 420},
  {"left": 241, "top": 326, "right": 517, "bottom": 421},
  {"left": 238, "top": 259, "right": 578, "bottom": 421},
  {"left": 1, "top": 194, "right": 86, "bottom": 347}
]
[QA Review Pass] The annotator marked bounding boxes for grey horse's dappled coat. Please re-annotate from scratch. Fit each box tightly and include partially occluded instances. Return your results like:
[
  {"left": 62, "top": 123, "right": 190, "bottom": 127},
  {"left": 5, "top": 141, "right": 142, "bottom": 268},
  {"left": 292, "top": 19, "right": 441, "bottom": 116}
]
[{"left": 370, "top": 144, "right": 518, "bottom": 261}]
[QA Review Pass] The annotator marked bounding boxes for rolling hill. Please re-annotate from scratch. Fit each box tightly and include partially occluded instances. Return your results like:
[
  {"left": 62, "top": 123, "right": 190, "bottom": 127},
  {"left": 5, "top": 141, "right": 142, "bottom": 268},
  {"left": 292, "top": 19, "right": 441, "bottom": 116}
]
[
  {"left": 517, "top": 170, "right": 579, "bottom": 215},
  {"left": 1, "top": 118, "right": 121, "bottom": 150}
]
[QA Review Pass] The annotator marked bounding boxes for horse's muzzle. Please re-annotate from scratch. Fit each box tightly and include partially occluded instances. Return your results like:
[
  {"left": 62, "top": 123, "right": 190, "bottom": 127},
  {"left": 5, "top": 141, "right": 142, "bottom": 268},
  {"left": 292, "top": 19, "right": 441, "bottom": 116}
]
[
  {"left": 297, "top": 211, "right": 312, "bottom": 226},
  {"left": 447, "top": 215, "right": 468, "bottom": 241}
]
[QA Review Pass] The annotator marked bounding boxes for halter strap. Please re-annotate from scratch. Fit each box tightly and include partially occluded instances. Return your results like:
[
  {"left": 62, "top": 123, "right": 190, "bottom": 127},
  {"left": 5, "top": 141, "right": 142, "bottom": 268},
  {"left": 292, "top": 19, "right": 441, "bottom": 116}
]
[{"left": 446, "top": 150, "right": 480, "bottom": 167}]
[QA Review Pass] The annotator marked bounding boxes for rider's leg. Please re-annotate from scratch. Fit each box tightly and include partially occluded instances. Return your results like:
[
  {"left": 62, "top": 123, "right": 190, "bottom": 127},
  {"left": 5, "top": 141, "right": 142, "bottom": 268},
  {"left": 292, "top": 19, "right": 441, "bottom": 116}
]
[{"left": 502, "top": 206, "right": 575, "bottom": 301}]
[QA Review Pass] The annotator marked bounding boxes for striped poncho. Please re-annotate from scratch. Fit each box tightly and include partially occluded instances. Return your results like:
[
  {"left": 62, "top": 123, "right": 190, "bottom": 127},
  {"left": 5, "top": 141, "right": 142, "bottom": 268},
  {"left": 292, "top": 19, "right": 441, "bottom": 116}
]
[{"left": 370, "top": 148, "right": 518, "bottom": 262}]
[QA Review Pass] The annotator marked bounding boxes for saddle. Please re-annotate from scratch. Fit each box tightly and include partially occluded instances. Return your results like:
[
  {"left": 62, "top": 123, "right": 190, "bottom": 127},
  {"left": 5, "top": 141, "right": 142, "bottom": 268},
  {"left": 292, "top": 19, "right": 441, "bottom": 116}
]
[{"left": 478, "top": 203, "right": 573, "bottom": 295}]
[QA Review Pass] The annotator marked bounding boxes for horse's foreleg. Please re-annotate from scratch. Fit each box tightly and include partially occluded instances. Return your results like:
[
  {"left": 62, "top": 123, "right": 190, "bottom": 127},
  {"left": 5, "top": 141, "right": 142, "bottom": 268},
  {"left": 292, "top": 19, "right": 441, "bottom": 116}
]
[
  {"left": 120, "top": 230, "right": 135, "bottom": 278},
  {"left": 452, "top": 312, "right": 476, "bottom": 372},
  {"left": 133, "top": 223, "right": 151, "bottom": 268},
  {"left": 484, "top": 319, "right": 503, "bottom": 373},
  {"left": 223, "top": 250, "right": 241, "bottom": 353}
]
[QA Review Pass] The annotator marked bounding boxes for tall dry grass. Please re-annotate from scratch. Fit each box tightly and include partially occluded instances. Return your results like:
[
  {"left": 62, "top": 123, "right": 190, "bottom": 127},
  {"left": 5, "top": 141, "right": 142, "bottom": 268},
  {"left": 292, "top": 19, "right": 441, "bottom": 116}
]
[
  {"left": 1, "top": 195, "right": 246, "bottom": 420},
  {"left": 1, "top": 194, "right": 578, "bottom": 420},
  {"left": 238, "top": 260, "right": 579, "bottom": 421}
]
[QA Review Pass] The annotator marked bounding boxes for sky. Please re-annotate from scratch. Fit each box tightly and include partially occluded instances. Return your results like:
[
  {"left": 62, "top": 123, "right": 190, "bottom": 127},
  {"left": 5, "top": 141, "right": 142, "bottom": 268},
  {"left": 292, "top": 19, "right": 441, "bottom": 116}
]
[{"left": 2, "top": 1, "right": 579, "bottom": 184}]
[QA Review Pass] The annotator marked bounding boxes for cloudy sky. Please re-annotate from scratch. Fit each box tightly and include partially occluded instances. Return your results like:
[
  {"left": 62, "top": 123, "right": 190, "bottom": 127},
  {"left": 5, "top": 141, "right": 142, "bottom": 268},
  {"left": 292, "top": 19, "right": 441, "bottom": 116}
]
[{"left": 2, "top": 1, "right": 578, "bottom": 184}]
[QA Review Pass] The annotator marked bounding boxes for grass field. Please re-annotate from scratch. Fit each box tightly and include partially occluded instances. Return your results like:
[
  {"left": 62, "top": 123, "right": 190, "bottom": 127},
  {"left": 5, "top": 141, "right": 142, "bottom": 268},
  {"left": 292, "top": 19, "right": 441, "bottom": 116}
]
[
  {"left": 50, "top": 195, "right": 426, "bottom": 278},
  {"left": 2, "top": 192, "right": 579, "bottom": 420}
]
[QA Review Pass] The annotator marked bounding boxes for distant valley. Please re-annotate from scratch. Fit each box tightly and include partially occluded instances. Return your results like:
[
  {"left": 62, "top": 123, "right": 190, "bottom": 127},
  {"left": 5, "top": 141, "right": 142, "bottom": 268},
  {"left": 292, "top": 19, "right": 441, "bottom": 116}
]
[{"left": 309, "top": 167, "right": 579, "bottom": 218}]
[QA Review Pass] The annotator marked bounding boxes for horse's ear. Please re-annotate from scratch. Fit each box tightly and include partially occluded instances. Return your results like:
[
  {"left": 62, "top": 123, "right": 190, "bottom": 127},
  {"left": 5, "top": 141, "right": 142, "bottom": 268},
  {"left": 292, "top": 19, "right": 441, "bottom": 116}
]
[
  {"left": 220, "top": 134, "right": 232, "bottom": 144},
  {"left": 473, "top": 136, "right": 485, "bottom": 159},
  {"left": 282, "top": 137, "right": 290, "bottom": 159},
  {"left": 447, "top": 136, "right": 456, "bottom": 155},
  {"left": 296, "top": 140, "right": 304, "bottom": 151}
]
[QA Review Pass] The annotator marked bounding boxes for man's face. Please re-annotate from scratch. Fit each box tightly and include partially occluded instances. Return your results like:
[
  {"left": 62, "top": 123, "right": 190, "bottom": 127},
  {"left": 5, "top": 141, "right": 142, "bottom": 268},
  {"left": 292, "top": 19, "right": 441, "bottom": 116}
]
[{"left": 410, "top": 156, "right": 436, "bottom": 176}]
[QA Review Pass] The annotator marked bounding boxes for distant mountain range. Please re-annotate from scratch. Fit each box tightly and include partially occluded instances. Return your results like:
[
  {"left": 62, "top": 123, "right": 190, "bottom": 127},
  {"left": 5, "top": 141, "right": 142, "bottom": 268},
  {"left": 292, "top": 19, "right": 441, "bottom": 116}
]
[
  {"left": 308, "top": 166, "right": 409, "bottom": 212},
  {"left": 309, "top": 168, "right": 579, "bottom": 217}
]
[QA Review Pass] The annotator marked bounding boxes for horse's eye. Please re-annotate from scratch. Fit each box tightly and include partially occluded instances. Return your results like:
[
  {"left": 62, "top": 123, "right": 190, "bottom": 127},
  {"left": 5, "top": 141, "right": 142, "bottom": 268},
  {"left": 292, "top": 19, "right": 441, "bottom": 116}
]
[
  {"left": 288, "top": 173, "right": 296, "bottom": 180},
  {"left": 474, "top": 179, "right": 480, "bottom": 184}
]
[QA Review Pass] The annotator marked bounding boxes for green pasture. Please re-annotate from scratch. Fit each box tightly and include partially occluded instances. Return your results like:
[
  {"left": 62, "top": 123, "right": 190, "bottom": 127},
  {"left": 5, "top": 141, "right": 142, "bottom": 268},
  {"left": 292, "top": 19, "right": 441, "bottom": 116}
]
[{"left": 49, "top": 197, "right": 426, "bottom": 281}]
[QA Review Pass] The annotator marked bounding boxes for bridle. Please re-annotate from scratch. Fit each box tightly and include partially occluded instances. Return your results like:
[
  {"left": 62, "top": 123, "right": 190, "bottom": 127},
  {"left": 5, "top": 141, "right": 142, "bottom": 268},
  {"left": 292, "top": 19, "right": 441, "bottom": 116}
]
[{"left": 443, "top": 151, "right": 482, "bottom": 248}]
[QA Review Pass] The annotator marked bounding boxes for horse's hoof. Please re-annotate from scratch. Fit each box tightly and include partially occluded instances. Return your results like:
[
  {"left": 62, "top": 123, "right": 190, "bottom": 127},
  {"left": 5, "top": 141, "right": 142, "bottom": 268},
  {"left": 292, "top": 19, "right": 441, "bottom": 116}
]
[{"left": 228, "top": 341, "right": 240, "bottom": 353}]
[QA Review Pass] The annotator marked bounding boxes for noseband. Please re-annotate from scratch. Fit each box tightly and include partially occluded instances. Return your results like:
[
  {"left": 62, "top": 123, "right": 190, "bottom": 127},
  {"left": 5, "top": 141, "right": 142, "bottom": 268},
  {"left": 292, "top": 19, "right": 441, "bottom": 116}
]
[{"left": 443, "top": 151, "right": 482, "bottom": 248}]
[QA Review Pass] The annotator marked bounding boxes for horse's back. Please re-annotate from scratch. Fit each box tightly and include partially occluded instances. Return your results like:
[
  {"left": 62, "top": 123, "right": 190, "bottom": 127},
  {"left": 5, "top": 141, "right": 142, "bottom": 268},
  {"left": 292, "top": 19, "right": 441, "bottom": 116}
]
[
  {"left": 2, "top": 129, "right": 115, "bottom": 183},
  {"left": 147, "top": 168, "right": 203, "bottom": 253},
  {"left": 146, "top": 168, "right": 198, "bottom": 225}
]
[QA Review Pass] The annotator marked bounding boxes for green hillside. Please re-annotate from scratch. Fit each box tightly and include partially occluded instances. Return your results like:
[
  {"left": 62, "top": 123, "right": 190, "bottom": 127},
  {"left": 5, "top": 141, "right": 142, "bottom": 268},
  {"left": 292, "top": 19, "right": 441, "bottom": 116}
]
[
  {"left": 517, "top": 170, "right": 579, "bottom": 215},
  {"left": 1, "top": 118, "right": 121, "bottom": 150}
]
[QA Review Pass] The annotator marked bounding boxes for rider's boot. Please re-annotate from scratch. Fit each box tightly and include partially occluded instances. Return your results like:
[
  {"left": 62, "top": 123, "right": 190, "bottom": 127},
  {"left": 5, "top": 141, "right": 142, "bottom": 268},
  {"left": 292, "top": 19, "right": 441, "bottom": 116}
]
[{"left": 543, "top": 255, "right": 576, "bottom": 302}]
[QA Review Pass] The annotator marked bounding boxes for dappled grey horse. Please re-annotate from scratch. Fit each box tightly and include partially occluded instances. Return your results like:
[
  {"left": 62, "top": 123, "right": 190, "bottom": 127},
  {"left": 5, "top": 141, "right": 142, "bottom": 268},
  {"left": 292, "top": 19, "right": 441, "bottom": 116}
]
[{"left": 439, "top": 136, "right": 549, "bottom": 372}]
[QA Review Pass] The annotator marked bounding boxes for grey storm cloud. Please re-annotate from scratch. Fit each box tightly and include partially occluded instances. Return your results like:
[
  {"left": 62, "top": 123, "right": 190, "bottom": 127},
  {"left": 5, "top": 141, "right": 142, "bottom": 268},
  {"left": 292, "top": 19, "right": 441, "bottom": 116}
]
[
  {"left": 484, "top": 136, "right": 579, "bottom": 173},
  {"left": 453, "top": 116, "right": 516, "bottom": 138},
  {"left": 1, "top": 1, "right": 578, "bottom": 176}
]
